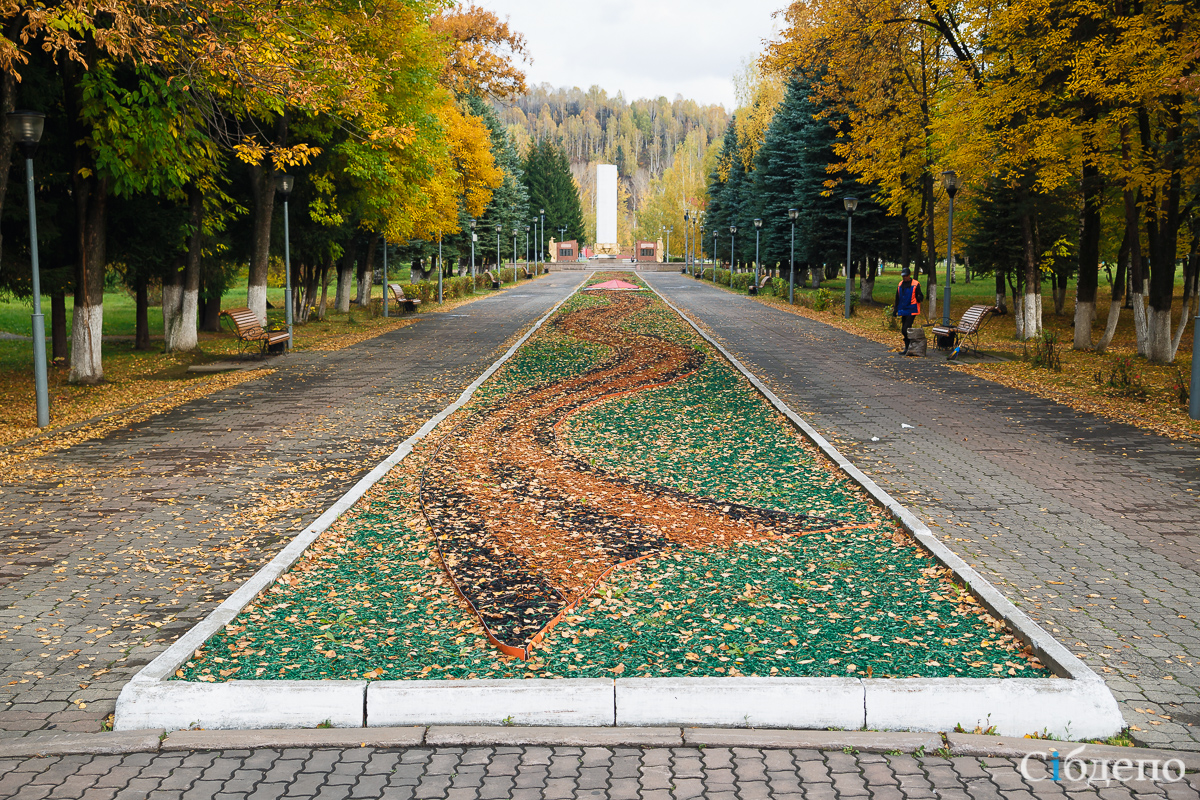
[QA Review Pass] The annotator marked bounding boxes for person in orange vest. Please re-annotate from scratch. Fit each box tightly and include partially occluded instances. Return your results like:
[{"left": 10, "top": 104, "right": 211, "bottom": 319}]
[{"left": 892, "top": 267, "right": 925, "bottom": 355}]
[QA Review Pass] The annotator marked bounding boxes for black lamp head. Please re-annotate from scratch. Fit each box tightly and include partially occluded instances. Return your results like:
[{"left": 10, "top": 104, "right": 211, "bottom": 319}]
[
  {"left": 941, "top": 169, "right": 961, "bottom": 197},
  {"left": 843, "top": 196, "right": 859, "bottom": 214},
  {"left": 7, "top": 110, "right": 46, "bottom": 158},
  {"left": 788, "top": 208, "right": 799, "bottom": 221},
  {"left": 275, "top": 174, "right": 295, "bottom": 196},
  {"left": 753, "top": 218, "right": 762, "bottom": 229}
]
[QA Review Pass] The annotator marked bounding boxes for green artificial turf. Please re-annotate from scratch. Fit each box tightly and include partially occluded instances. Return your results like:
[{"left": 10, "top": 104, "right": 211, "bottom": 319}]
[{"left": 176, "top": 275, "right": 1048, "bottom": 683}]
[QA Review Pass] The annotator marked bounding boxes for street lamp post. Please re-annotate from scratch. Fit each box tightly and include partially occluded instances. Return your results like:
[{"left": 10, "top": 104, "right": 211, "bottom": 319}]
[
  {"left": 275, "top": 174, "right": 295, "bottom": 348},
  {"left": 941, "top": 170, "right": 961, "bottom": 328},
  {"left": 697, "top": 219, "right": 704, "bottom": 278},
  {"left": 712, "top": 230, "right": 718, "bottom": 281},
  {"left": 512, "top": 228, "right": 518, "bottom": 285},
  {"left": 843, "top": 197, "right": 858, "bottom": 319},
  {"left": 382, "top": 237, "right": 389, "bottom": 317},
  {"left": 469, "top": 218, "right": 477, "bottom": 294},
  {"left": 525, "top": 225, "right": 530, "bottom": 274},
  {"left": 437, "top": 236, "right": 443, "bottom": 304},
  {"left": 1191, "top": 298, "right": 1200, "bottom": 420},
  {"left": 8, "top": 110, "right": 48, "bottom": 427},
  {"left": 730, "top": 226, "right": 737, "bottom": 275},
  {"left": 495, "top": 225, "right": 501, "bottom": 284},
  {"left": 788, "top": 208, "right": 799, "bottom": 305},
  {"left": 686, "top": 211, "right": 696, "bottom": 277},
  {"left": 751, "top": 219, "right": 763, "bottom": 295},
  {"left": 666, "top": 227, "right": 673, "bottom": 268},
  {"left": 539, "top": 209, "right": 545, "bottom": 275}
]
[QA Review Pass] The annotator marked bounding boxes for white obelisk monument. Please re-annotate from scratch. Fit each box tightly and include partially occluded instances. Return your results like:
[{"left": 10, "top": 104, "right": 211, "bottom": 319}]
[{"left": 595, "top": 164, "right": 619, "bottom": 257}]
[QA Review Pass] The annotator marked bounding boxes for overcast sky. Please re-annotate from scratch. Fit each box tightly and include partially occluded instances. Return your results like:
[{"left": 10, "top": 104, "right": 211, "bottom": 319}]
[{"left": 476, "top": 0, "right": 786, "bottom": 110}]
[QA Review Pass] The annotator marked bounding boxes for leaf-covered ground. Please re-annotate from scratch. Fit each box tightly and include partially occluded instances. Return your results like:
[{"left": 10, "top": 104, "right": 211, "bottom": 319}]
[{"left": 176, "top": 272, "right": 1049, "bottom": 683}]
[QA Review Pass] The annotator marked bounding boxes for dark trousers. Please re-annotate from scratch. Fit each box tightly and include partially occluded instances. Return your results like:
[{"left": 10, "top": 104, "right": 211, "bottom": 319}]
[{"left": 901, "top": 315, "right": 915, "bottom": 349}]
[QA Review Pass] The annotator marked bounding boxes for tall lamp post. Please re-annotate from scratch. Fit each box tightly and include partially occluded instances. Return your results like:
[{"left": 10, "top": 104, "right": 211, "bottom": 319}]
[
  {"left": 666, "top": 227, "right": 673, "bottom": 268},
  {"left": 525, "top": 225, "right": 530, "bottom": 273},
  {"left": 275, "top": 174, "right": 295, "bottom": 348},
  {"left": 696, "top": 218, "right": 704, "bottom": 278},
  {"left": 753, "top": 219, "right": 763, "bottom": 293},
  {"left": 437, "top": 236, "right": 443, "bottom": 304},
  {"left": 941, "top": 170, "right": 961, "bottom": 327},
  {"left": 495, "top": 224, "right": 501, "bottom": 283},
  {"left": 843, "top": 197, "right": 858, "bottom": 319},
  {"left": 539, "top": 209, "right": 545, "bottom": 275},
  {"left": 788, "top": 208, "right": 799, "bottom": 305},
  {"left": 512, "top": 228, "right": 518, "bottom": 285},
  {"left": 559, "top": 226, "right": 568, "bottom": 261},
  {"left": 1191, "top": 296, "right": 1200, "bottom": 420},
  {"left": 382, "top": 237, "right": 389, "bottom": 317},
  {"left": 683, "top": 211, "right": 691, "bottom": 274},
  {"left": 469, "top": 218, "right": 477, "bottom": 294},
  {"left": 730, "top": 225, "right": 737, "bottom": 274},
  {"left": 9, "top": 110, "right": 48, "bottom": 427},
  {"left": 712, "top": 229, "right": 718, "bottom": 281}
]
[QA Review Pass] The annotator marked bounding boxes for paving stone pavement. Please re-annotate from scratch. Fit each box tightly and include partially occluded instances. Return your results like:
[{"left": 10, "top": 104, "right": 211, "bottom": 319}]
[
  {"left": 646, "top": 273, "right": 1200, "bottom": 752},
  {"left": 0, "top": 271, "right": 586, "bottom": 738},
  {"left": 3, "top": 744, "right": 1199, "bottom": 800}
]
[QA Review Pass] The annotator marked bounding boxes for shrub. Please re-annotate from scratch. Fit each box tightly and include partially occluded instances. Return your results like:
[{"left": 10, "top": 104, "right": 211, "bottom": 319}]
[
  {"left": 1171, "top": 367, "right": 1190, "bottom": 406},
  {"left": 1094, "top": 356, "right": 1148, "bottom": 399},
  {"left": 771, "top": 277, "right": 789, "bottom": 298},
  {"left": 1026, "top": 330, "right": 1062, "bottom": 372},
  {"left": 883, "top": 304, "right": 898, "bottom": 330},
  {"left": 812, "top": 288, "right": 833, "bottom": 312},
  {"left": 731, "top": 273, "right": 752, "bottom": 291}
]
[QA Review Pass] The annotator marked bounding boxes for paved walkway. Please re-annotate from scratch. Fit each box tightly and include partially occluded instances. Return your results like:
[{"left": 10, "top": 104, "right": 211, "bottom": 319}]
[
  {"left": 5, "top": 270, "right": 1200, "bottom": 798},
  {"left": 645, "top": 274, "right": 1200, "bottom": 752},
  {"left": 0, "top": 272, "right": 585, "bottom": 737},
  {"left": 4, "top": 743, "right": 1200, "bottom": 800}
]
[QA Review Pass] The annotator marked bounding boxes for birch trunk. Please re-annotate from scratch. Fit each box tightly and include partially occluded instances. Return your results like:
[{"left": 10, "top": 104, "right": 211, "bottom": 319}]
[
  {"left": 1132, "top": 288, "right": 1149, "bottom": 357},
  {"left": 163, "top": 186, "right": 203, "bottom": 352},
  {"left": 336, "top": 239, "right": 355, "bottom": 313},
  {"left": 1073, "top": 300, "right": 1095, "bottom": 351},
  {"left": 1168, "top": 296, "right": 1194, "bottom": 362},
  {"left": 1146, "top": 307, "right": 1173, "bottom": 363}
]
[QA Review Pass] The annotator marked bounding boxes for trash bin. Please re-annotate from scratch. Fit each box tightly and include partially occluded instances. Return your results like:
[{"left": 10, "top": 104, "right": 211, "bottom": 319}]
[{"left": 906, "top": 326, "right": 928, "bottom": 357}]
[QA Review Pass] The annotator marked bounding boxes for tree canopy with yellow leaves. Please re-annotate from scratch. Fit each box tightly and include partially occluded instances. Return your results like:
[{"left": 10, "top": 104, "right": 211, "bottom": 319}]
[
  {"left": 0, "top": 0, "right": 520, "bottom": 381},
  {"left": 754, "top": 0, "right": 1198, "bottom": 360}
]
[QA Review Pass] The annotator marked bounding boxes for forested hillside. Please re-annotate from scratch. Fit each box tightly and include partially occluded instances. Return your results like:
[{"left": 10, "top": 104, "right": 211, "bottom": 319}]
[{"left": 494, "top": 85, "right": 728, "bottom": 248}]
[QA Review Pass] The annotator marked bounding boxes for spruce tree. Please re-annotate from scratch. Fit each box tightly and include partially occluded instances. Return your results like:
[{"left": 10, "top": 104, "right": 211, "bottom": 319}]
[
  {"left": 467, "top": 94, "right": 530, "bottom": 267},
  {"left": 522, "top": 140, "right": 585, "bottom": 253},
  {"left": 752, "top": 75, "right": 902, "bottom": 282}
]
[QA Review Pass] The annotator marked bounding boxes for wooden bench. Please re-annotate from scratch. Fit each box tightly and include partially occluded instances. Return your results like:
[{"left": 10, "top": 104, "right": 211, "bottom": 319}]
[
  {"left": 521, "top": 265, "right": 533, "bottom": 279},
  {"left": 931, "top": 305, "right": 998, "bottom": 355},
  {"left": 484, "top": 270, "right": 500, "bottom": 289},
  {"left": 748, "top": 274, "right": 771, "bottom": 295},
  {"left": 220, "top": 307, "right": 290, "bottom": 356},
  {"left": 387, "top": 284, "right": 422, "bottom": 313}
]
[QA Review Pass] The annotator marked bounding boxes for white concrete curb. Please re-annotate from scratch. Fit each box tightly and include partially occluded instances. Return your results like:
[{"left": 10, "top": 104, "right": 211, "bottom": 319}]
[
  {"left": 642, "top": 274, "right": 1124, "bottom": 740},
  {"left": 368, "top": 679, "right": 615, "bottom": 727},
  {"left": 615, "top": 677, "right": 865, "bottom": 730},
  {"left": 115, "top": 271, "right": 1124, "bottom": 740},
  {"left": 115, "top": 274, "right": 595, "bottom": 732}
]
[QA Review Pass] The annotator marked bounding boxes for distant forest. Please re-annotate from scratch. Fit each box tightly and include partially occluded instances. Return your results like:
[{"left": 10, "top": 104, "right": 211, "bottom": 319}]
[{"left": 493, "top": 84, "right": 729, "bottom": 246}]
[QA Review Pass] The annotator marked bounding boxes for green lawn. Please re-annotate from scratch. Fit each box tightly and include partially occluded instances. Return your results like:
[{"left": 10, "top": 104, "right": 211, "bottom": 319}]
[{"left": 0, "top": 266, "right": 417, "bottom": 338}]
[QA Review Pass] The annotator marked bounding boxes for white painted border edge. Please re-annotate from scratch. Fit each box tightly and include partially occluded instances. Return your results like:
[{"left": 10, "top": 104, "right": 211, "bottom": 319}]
[
  {"left": 115, "top": 271, "right": 1124, "bottom": 739},
  {"left": 115, "top": 273, "right": 595, "bottom": 730}
]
